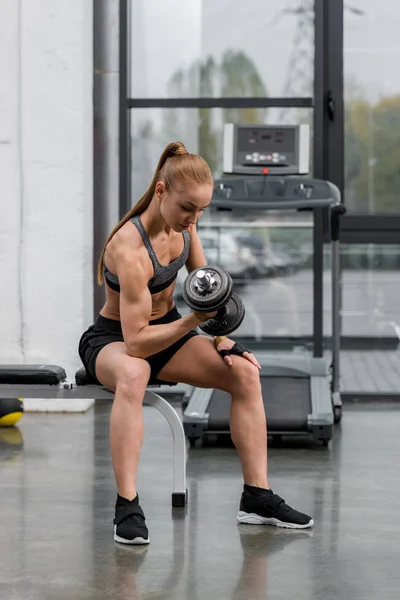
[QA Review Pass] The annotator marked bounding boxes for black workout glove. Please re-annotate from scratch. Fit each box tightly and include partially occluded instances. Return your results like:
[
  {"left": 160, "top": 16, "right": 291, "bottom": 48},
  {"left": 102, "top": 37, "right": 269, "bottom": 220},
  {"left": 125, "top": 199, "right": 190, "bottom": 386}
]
[
  {"left": 214, "top": 336, "right": 248, "bottom": 358},
  {"left": 218, "top": 341, "right": 248, "bottom": 359},
  {"left": 214, "top": 336, "right": 261, "bottom": 369}
]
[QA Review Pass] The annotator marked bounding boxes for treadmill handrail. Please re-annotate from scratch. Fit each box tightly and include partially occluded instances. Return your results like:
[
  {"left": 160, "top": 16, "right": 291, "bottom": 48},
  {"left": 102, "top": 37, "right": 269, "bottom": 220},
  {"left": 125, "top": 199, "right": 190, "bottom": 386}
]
[{"left": 211, "top": 197, "right": 340, "bottom": 211}]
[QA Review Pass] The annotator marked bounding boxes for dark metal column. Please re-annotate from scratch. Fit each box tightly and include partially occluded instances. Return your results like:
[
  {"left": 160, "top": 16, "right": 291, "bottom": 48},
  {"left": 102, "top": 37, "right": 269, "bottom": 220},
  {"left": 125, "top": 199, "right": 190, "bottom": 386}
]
[
  {"left": 326, "top": 0, "right": 344, "bottom": 353},
  {"left": 326, "top": 0, "right": 344, "bottom": 197},
  {"left": 313, "top": 0, "right": 344, "bottom": 357},
  {"left": 93, "top": 0, "right": 120, "bottom": 315},
  {"left": 119, "top": 0, "right": 131, "bottom": 219},
  {"left": 312, "top": 0, "right": 327, "bottom": 357},
  {"left": 313, "top": 0, "right": 344, "bottom": 200}
]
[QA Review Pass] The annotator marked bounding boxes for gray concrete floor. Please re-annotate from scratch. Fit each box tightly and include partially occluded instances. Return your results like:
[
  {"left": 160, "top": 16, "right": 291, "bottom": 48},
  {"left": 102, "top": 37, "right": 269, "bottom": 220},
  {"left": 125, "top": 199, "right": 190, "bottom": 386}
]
[
  {"left": 338, "top": 351, "right": 400, "bottom": 393},
  {"left": 1, "top": 401, "right": 400, "bottom": 600}
]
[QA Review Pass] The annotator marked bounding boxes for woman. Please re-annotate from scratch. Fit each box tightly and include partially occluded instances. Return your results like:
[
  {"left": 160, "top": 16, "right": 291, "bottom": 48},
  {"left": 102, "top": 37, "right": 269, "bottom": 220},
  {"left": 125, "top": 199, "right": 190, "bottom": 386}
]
[{"left": 79, "top": 141, "right": 313, "bottom": 545}]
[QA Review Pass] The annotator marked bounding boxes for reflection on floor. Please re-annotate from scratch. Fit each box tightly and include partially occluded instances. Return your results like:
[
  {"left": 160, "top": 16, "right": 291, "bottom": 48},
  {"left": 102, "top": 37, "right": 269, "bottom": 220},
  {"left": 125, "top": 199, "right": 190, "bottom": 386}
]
[{"left": 1, "top": 401, "right": 400, "bottom": 600}]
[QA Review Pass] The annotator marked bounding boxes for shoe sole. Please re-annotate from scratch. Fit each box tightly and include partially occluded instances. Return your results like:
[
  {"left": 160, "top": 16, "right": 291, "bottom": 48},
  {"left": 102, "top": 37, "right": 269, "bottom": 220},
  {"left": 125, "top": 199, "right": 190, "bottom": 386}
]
[
  {"left": 237, "top": 511, "right": 314, "bottom": 529},
  {"left": 113, "top": 525, "right": 150, "bottom": 545}
]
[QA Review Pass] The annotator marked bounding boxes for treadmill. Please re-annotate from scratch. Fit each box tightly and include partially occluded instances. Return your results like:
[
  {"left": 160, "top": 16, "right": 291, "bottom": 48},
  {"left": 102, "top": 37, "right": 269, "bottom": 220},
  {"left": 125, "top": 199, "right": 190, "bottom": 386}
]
[{"left": 182, "top": 123, "right": 344, "bottom": 447}]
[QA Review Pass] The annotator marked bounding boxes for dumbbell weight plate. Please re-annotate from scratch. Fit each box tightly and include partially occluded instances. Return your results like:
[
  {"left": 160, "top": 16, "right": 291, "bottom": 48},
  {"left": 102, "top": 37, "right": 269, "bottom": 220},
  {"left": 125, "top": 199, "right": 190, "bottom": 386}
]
[
  {"left": 200, "top": 292, "right": 245, "bottom": 336},
  {"left": 183, "top": 265, "right": 233, "bottom": 312}
]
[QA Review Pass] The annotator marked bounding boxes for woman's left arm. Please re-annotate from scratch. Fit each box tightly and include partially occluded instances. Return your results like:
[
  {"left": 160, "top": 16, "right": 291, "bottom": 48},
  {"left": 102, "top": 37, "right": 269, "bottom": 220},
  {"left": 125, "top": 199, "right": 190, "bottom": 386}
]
[
  {"left": 185, "top": 225, "right": 207, "bottom": 272},
  {"left": 184, "top": 226, "right": 260, "bottom": 369}
]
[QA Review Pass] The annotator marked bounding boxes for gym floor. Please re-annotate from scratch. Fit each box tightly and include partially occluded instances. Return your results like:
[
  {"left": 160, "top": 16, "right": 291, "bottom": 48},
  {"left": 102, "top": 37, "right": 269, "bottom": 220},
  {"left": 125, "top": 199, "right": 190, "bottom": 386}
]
[{"left": 1, "top": 400, "right": 399, "bottom": 600}]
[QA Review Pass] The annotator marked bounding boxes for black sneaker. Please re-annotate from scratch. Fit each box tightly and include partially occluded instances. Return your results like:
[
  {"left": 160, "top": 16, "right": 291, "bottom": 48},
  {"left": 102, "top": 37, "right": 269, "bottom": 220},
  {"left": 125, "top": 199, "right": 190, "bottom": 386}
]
[
  {"left": 237, "top": 487, "right": 314, "bottom": 529},
  {"left": 113, "top": 495, "right": 150, "bottom": 545}
]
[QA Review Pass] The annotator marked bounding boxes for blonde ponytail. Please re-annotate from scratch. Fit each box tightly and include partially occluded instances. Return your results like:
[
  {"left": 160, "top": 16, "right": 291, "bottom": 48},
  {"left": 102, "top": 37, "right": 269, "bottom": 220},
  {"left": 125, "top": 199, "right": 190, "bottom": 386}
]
[
  {"left": 97, "top": 141, "right": 189, "bottom": 284},
  {"left": 97, "top": 141, "right": 213, "bottom": 285}
]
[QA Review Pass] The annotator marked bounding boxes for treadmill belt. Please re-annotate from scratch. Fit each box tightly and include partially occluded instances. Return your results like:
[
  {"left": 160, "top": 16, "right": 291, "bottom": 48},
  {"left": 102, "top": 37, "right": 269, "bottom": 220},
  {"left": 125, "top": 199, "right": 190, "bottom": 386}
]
[{"left": 207, "top": 376, "right": 310, "bottom": 431}]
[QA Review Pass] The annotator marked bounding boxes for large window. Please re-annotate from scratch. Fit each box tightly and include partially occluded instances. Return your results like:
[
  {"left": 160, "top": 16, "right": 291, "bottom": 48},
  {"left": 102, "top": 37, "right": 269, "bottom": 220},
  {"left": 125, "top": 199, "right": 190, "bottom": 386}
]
[
  {"left": 131, "top": 107, "right": 313, "bottom": 198},
  {"left": 130, "top": 0, "right": 314, "bottom": 99},
  {"left": 344, "top": 0, "right": 400, "bottom": 213},
  {"left": 322, "top": 244, "right": 400, "bottom": 339},
  {"left": 340, "top": 245, "right": 400, "bottom": 338},
  {"left": 118, "top": 0, "right": 400, "bottom": 401}
]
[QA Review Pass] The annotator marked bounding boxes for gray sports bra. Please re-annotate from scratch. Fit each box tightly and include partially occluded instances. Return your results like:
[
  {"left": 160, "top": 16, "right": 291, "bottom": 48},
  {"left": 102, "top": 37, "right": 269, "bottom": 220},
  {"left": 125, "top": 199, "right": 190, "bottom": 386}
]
[{"left": 104, "top": 215, "right": 190, "bottom": 295}]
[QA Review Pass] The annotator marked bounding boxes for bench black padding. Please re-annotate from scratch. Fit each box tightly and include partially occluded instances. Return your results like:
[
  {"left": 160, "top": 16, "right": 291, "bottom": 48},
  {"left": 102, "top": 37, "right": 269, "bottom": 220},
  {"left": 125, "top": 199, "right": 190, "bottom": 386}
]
[
  {"left": 75, "top": 367, "right": 99, "bottom": 387},
  {"left": 0, "top": 365, "right": 67, "bottom": 385},
  {"left": 74, "top": 367, "right": 180, "bottom": 388}
]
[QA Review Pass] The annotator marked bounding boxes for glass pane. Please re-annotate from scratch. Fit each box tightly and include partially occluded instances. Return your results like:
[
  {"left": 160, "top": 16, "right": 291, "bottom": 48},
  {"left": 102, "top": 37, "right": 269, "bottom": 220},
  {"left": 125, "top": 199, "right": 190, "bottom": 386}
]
[
  {"left": 188, "top": 221, "right": 315, "bottom": 338},
  {"left": 130, "top": 0, "right": 315, "bottom": 98},
  {"left": 131, "top": 107, "right": 315, "bottom": 339},
  {"left": 344, "top": 1, "right": 400, "bottom": 213},
  {"left": 131, "top": 107, "right": 313, "bottom": 199},
  {"left": 324, "top": 244, "right": 400, "bottom": 338}
]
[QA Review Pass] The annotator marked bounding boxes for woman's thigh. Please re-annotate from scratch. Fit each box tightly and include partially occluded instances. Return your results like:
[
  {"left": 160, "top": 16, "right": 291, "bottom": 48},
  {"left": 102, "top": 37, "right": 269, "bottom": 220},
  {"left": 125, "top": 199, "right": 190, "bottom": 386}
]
[
  {"left": 156, "top": 335, "right": 259, "bottom": 392},
  {"left": 95, "top": 342, "right": 151, "bottom": 393}
]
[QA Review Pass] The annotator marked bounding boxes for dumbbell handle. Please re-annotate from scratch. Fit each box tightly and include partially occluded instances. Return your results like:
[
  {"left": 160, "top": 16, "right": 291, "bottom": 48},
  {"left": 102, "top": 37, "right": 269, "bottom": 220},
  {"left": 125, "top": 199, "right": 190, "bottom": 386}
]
[
  {"left": 196, "top": 269, "right": 210, "bottom": 284},
  {"left": 194, "top": 304, "right": 227, "bottom": 323},
  {"left": 193, "top": 310, "right": 217, "bottom": 322},
  {"left": 214, "top": 335, "right": 228, "bottom": 348},
  {"left": 195, "top": 269, "right": 214, "bottom": 293}
]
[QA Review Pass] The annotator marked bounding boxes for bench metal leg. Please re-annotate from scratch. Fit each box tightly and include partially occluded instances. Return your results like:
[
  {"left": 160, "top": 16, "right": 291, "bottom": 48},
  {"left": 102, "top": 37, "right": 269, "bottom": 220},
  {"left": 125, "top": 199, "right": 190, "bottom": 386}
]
[
  {"left": 0, "top": 380, "right": 188, "bottom": 507},
  {"left": 144, "top": 390, "right": 188, "bottom": 507}
]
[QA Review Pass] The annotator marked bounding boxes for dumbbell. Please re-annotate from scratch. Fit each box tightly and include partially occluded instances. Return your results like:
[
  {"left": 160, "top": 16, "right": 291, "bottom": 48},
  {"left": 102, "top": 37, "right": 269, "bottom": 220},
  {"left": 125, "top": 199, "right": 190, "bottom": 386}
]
[{"left": 183, "top": 265, "right": 245, "bottom": 336}]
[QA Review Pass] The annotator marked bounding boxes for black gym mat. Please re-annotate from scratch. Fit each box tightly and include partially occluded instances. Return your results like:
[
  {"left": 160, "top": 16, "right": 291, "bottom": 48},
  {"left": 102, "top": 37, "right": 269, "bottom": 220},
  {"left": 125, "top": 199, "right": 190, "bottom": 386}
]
[{"left": 207, "top": 376, "right": 310, "bottom": 431}]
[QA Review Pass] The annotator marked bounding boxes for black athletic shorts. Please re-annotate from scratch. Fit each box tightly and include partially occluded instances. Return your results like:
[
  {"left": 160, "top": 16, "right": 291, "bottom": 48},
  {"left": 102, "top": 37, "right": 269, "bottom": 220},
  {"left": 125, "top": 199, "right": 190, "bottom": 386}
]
[{"left": 78, "top": 306, "right": 199, "bottom": 386}]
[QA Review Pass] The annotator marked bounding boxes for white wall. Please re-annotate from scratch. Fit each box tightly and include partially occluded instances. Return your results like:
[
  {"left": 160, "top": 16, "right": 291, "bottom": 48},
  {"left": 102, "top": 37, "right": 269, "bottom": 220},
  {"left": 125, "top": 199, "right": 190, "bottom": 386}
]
[{"left": 0, "top": 0, "right": 93, "bottom": 380}]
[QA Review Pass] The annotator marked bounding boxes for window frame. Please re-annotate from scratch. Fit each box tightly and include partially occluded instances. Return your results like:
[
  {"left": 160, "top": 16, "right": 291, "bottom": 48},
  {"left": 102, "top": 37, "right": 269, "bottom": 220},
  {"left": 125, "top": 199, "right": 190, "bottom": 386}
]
[{"left": 118, "top": 0, "right": 400, "bottom": 358}]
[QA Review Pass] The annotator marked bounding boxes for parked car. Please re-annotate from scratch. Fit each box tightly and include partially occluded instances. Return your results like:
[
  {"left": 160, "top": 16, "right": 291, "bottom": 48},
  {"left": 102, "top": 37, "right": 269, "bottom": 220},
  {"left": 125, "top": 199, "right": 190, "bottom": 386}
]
[
  {"left": 199, "top": 230, "right": 259, "bottom": 284},
  {"left": 263, "top": 247, "right": 301, "bottom": 277},
  {"left": 234, "top": 232, "right": 303, "bottom": 278},
  {"left": 234, "top": 232, "right": 270, "bottom": 278},
  {"left": 173, "top": 229, "right": 258, "bottom": 299}
]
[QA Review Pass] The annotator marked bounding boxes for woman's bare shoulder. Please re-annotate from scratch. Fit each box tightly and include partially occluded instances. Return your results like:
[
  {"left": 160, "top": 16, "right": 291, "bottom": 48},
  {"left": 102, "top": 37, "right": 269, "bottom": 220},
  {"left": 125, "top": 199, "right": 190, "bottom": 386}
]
[{"left": 105, "top": 221, "right": 150, "bottom": 274}]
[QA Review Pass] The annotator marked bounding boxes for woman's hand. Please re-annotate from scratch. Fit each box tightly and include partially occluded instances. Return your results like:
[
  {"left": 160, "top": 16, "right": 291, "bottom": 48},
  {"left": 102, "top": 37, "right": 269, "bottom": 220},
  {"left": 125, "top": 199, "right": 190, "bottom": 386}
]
[
  {"left": 193, "top": 310, "right": 218, "bottom": 322},
  {"left": 214, "top": 337, "right": 261, "bottom": 369}
]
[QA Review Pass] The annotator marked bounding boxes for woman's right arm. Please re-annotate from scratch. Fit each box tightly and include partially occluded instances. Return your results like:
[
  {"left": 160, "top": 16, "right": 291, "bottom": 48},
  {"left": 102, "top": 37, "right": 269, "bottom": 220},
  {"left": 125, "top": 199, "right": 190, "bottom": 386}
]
[{"left": 117, "top": 252, "right": 203, "bottom": 359}]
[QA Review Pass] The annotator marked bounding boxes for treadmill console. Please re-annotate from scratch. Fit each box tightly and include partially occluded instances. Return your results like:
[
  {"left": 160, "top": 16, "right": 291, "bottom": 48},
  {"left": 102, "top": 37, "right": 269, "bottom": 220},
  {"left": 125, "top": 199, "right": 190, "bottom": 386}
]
[{"left": 223, "top": 123, "right": 310, "bottom": 176}]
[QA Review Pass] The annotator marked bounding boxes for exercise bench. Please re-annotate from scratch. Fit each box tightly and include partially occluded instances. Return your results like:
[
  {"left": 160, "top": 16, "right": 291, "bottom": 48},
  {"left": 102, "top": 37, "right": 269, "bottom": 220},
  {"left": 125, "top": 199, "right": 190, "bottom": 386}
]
[{"left": 0, "top": 364, "right": 188, "bottom": 507}]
